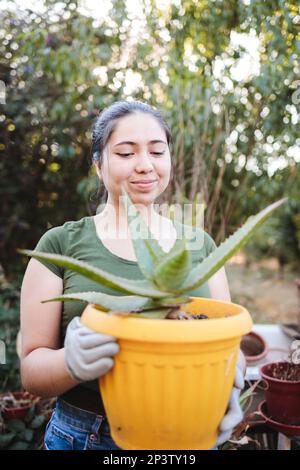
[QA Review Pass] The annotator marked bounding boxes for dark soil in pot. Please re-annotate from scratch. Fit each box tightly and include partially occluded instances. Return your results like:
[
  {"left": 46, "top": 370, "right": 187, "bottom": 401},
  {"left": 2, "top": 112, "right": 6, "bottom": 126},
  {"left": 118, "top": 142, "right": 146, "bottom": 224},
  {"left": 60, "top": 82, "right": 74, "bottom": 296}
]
[
  {"left": 241, "top": 331, "right": 267, "bottom": 364},
  {"left": 260, "top": 362, "right": 300, "bottom": 425},
  {"left": 266, "top": 362, "right": 300, "bottom": 381},
  {"left": 166, "top": 310, "right": 208, "bottom": 320}
]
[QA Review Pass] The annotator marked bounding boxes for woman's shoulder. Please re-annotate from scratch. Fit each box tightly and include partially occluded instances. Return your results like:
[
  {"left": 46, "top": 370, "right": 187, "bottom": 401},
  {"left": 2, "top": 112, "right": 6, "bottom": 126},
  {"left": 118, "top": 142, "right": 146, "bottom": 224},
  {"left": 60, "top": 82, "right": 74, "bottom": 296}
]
[
  {"left": 33, "top": 217, "right": 92, "bottom": 278},
  {"left": 35, "top": 216, "right": 91, "bottom": 249},
  {"left": 62, "top": 216, "right": 91, "bottom": 233}
]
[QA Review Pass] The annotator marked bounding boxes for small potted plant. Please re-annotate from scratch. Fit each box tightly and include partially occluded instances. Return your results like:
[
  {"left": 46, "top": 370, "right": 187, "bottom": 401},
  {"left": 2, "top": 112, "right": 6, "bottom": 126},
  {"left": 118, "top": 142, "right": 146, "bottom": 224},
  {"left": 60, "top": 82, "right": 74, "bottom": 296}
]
[
  {"left": 19, "top": 194, "right": 287, "bottom": 449},
  {"left": 0, "top": 391, "right": 38, "bottom": 420},
  {"left": 260, "top": 340, "right": 300, "bottom": 425},
  {"left": 217, "top": 379, "right": 266, "bottom": 450},
  {"left": 241, "top": 331, "right": 268, "bottom": 366},
  {"left": 0, "top": 393, "right": 55, "bottom": 450}
]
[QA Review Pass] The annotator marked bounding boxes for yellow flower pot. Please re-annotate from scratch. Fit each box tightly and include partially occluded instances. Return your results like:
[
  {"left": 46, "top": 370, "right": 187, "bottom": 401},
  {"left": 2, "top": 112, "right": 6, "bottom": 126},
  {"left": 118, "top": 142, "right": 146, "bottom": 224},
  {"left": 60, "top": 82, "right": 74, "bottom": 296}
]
[{"left": 81, "top": 297, "right": 252, "bottom": 450}]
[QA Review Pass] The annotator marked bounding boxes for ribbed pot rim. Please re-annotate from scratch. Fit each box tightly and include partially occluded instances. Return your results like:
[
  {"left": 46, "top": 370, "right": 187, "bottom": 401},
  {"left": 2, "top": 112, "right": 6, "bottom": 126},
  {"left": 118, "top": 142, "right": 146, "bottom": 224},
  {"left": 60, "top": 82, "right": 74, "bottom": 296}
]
[
  {"left": 81, "top": 297, "right": 252, "bottom": 343},
  {"left": 260, "top": 362, "right": 300, "bottom": 385}
]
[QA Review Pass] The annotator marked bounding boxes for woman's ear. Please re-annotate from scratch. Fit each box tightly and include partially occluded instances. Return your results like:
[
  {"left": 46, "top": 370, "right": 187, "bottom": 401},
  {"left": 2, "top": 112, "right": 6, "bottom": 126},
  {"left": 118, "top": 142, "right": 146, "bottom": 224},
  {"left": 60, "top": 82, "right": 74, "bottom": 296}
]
[{"left": 94, "top": 163, "right": 102, "bottom": 180}]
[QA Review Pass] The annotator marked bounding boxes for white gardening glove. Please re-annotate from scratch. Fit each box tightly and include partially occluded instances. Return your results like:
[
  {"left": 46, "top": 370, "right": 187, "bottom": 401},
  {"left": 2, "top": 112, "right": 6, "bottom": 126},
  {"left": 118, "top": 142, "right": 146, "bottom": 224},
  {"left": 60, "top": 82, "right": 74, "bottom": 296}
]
[
  {"left": 216, "top": 355, "right": 245, "bottom": 446},
  {"left": 64, "top": 316, "right": 120, "bottom": 383}
]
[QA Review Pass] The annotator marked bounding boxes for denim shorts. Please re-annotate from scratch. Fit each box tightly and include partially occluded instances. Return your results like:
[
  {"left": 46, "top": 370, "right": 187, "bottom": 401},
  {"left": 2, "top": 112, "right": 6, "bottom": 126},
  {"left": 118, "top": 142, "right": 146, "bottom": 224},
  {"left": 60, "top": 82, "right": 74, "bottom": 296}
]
[{"left": 44, "top": 398, "right": 122, "bottom": 450}]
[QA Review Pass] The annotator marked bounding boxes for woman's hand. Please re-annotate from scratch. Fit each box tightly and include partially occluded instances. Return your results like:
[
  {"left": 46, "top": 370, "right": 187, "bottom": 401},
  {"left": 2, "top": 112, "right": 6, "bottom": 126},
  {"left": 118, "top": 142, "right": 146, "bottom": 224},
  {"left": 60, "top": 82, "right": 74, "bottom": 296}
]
[
  {"left": 64, "top": 317, "right": 120, "bottom": 382},
  {"left": 215, "top": 352, "right": 246, "bottom": 446}
]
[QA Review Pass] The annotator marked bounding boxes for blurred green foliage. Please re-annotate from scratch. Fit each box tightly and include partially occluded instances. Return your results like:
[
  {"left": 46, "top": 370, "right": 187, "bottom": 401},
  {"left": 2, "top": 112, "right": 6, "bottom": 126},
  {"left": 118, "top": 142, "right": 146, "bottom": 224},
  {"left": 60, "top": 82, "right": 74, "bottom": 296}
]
[
  {"left": 0, "top": 393, "right": 55, "bottom": 450},
  {"left": 245, "top": 200, "right": 300, "bottom": 271},
  {"left": 0, "top": 273, "right": 21, "bottom": 393},
  {"left": 0, "top": 0, "right": 299, "bottom": 281},
  {"left": 0, "top": 2, "right": 298, "bottom": 450}
]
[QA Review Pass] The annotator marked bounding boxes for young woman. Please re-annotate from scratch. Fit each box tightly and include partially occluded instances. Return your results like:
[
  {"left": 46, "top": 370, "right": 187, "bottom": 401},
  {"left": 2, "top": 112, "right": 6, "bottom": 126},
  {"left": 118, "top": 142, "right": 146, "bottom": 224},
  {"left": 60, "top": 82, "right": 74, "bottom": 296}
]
[{"left": 20, "top": 100, "right": 246, "bottom": 450}]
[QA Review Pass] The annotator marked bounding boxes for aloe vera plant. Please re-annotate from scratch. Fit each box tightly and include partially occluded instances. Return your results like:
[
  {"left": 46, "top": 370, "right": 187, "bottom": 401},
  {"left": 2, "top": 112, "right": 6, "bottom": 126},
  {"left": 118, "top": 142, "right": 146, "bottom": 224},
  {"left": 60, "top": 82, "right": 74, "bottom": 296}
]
[{"left": 18, "top": 194, "right": 287, "bottom": 319}]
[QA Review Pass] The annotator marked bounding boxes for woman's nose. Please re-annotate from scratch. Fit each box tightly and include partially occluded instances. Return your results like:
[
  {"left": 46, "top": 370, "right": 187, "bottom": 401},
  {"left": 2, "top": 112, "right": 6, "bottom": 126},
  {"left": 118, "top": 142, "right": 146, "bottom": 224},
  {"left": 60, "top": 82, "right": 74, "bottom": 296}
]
[{"left": 135, "top": 153, "right": 154, "bottom": 172}]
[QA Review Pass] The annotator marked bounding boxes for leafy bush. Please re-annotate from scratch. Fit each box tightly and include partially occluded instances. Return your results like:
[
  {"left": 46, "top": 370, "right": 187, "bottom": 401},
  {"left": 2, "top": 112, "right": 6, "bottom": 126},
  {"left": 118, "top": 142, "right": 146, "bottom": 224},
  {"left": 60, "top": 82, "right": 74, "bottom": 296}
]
[
  {"left": 0, "top": 395, "right": 55, "bottom": 450},
  {"left": 244, "top": 198, "right": 300, "bottom": 272},
  {"left": 0, "top": 272, "right": 21, "bottom": 392}
]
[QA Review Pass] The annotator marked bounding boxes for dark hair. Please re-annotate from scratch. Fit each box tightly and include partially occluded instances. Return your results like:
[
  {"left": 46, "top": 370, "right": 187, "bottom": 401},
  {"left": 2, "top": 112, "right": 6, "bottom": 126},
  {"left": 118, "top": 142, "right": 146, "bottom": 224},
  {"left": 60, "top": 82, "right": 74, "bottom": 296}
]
[{"left": 91, "top": 100, "right": 173, "bottom": 204}]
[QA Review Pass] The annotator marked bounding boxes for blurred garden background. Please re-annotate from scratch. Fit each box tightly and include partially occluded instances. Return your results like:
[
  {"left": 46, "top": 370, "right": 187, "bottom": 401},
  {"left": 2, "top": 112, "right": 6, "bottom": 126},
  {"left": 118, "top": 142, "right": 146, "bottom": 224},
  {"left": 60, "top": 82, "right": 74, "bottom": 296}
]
[{"left": 0, "top": 0, "right": 300, "bottom": 449}]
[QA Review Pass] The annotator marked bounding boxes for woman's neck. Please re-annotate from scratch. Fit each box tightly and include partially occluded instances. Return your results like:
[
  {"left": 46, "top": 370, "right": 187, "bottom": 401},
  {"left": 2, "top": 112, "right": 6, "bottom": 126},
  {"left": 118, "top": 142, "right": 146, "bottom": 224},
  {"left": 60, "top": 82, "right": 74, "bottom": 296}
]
[{"left": 98, "top": 196, "right": 160, "bottom": 233}]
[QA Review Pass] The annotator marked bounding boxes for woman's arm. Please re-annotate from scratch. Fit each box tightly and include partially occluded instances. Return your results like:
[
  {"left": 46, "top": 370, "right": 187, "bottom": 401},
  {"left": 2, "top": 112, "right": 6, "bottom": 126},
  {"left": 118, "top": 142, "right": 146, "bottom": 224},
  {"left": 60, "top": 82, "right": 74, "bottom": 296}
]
[
  {"left": 207, "top": 266, "right": 231, "bottom": 302},
  {"left": 20, "top": 259, "right": 80, "bottom": 398}
]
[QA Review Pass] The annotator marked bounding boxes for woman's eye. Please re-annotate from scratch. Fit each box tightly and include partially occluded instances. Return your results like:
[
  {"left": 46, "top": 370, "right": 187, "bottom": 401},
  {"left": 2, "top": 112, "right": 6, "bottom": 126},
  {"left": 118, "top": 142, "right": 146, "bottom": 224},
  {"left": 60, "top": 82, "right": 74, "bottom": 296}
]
[{"left": 116, "top": 152, "right": 165, "bottom": 157}]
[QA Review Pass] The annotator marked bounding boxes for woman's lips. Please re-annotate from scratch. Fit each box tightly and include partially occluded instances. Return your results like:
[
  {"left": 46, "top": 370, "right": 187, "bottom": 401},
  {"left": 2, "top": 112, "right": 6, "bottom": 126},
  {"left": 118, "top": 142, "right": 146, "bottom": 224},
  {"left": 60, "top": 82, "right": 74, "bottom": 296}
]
[{"left": 130, "top": 180, "right": 158, "bottom": 189}]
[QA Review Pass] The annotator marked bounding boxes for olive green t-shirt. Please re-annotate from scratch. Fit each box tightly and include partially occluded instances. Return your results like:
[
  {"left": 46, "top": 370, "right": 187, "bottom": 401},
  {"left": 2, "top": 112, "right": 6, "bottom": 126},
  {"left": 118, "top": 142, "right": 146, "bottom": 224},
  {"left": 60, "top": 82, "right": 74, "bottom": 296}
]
[{"left": 33, "top": 216, "right": 217, "bottom": 413}]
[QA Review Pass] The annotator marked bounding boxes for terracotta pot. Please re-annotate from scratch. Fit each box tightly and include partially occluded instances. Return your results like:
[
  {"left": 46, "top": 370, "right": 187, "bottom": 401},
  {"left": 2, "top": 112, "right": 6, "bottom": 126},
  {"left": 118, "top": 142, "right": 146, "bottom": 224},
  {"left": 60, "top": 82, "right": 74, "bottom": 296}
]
[
  {"left": 260, "top": 362, "right": 300, "bottom": 425},
  {"left": 259, "top": 400, "right": 300, "bottom": 437},
  {"left": 81, "top": 296, "right": 252, "bottom": 450},
  {"left": 241, "top": 331, "right": 268, "bottom": 365},
  {"left": 1, "top": 392, "right": 36, "bottom": 420}
]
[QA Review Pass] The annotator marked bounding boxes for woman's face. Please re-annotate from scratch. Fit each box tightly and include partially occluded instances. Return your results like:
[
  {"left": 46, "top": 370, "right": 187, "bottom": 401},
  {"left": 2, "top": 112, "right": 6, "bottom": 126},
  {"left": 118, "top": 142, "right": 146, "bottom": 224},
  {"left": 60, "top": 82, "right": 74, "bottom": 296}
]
[{"left": 96, "top": 113, "right": 171, "bottom": 206}]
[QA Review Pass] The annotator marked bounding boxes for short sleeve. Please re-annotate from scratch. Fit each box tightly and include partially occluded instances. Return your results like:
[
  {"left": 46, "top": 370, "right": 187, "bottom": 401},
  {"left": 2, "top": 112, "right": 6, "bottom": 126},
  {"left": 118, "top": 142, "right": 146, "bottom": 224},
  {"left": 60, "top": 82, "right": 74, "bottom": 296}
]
[
  {"left": 33, "top": 226, "right": 65, "bottom": 278},
  {"left": 204, "top": 232, "right": 217, "bottom": 256}
]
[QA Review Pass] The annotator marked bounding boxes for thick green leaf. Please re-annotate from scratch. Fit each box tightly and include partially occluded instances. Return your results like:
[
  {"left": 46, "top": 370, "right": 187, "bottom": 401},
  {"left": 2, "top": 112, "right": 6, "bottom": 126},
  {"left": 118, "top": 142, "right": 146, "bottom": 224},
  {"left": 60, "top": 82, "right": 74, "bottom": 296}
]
[
  {"left": 0, "top": 432, "right": 16, "bottom": 449},
  {"left": 30, "top": 415, "right": 45, "bottom": 429},
  {"left": 42, "top": 291, "right": 155, "bottom": 312},
  {"left": 122, "top": 189, "right": 165, "bottom": 280},
  {"left": 8, "top": 441, "right": 30, "bottom": 450},
  {"left": 129, "top": 307, "right": 174, "bottom": 319},
  {"left": 24, "top": 406, "right": 35, "bottom": 423},
  {"left": 153, "top": 238, "right": 192, "bottom": 291},
  {"left": 178, "top": 198, "right": 288, "bottom": 293},
  {"left": 157, "top": 296, "right": 192, "bottom": 307},
  {"left": 17, "top": 249, "right": 171, "bottom": 298},
  {"left": 43, "top": 292, "right": 191, "bottom": 312},
  {"left": 7, "top": 419, "right": 26, "bottom": 433},
  {"left": 19, "top": 428, "right": 34, "bottom": 443}
]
